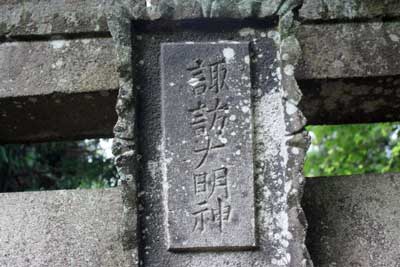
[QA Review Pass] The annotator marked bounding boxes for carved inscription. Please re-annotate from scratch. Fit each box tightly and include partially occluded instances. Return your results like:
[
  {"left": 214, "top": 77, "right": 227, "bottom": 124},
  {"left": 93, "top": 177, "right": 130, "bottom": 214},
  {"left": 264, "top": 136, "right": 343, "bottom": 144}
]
[{"left": 161, "top": 42, "right": 255, "bottom": 250}]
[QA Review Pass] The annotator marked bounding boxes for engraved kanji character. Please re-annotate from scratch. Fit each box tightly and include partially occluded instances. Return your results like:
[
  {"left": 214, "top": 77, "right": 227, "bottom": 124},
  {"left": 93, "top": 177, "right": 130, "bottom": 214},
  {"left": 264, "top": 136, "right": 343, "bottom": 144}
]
[
  {"left": 188, "top": 98, "right": 229, "bottom": 169},
  {"left": 189, "top": 102, "right": 208, "bottom": 137},
  {"left": 192, "top": 201, "right": 213, "bottom": 232},
  {"left": 193, "top": 172, "right": 207, "bottom": 194},
  {"left": 187, "top": 58, "right": 228, "bottom": 96},
  {"left": 215, "top": 197, "right": 231, "bottom": 232},
  {"left": 191, "top": 199, "right": 232, "bottom": 233},
  {"left": 208, "top": 167, "right": 229, "bottom": 199},
  {"left": 208, "top": 59, "right": 227, "bottom": 93},
  {"left": 187, "top": 59, "right": 208, "bottom": 96}
]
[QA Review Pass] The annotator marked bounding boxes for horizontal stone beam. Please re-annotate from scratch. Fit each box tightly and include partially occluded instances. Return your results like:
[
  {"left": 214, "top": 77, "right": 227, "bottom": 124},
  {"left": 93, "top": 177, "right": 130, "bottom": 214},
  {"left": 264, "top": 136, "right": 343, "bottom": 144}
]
[
  {"left": 2, "top": 0, "right": 399, "bottom": 39},
  {"left": 0, "top": 37, "right": 118, "bottom": 143},
  {"left": 0, "top": 91, "right": 117, "bottom": 144},
  {"left": 300, "top": 0, "right": 400, "bottom": 21},
  {"left": 0, "top": 0, "right": 109, "bottom": 37},
  {"left": 0, "top": 188, "right": 132, "bottom": 266},
  {"left": 0, "top": 38, "right": 118, "bottom": 98},
  {"left": 303, "top": 173, "right": 400, "bottom": 266},
  {"left": 2, "top": 21, "right": 400, "bottom": 142},
  {"left": 299, "top": 76, "right": 400, "bottom": 125},
  {"left": 3, "top": 22, "right": 399, "bottom": 93},
  {"left": 1, "top": 173, "right": 398, "bottom": 267},
  {"left": 296, "top": 21, "right": 400, "bottom": 80},
  {"left": 297, "top": 21, "right": 400, "bottom": 124}
]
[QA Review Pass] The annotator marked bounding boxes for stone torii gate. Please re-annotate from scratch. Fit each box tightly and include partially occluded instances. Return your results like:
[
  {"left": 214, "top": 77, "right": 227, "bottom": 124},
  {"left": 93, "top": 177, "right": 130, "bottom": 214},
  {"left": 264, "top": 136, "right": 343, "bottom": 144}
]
[{"left": 1, "top": 0, "right": 400, "bottom": 266}]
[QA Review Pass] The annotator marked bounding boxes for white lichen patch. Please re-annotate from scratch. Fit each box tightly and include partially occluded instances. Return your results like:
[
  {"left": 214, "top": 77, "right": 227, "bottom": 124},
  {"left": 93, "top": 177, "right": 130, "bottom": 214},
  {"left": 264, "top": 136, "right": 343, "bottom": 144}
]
[
  {"left": 145, "top": 0, "right": 152, "bottom": 8},
  {"left": 50, "top": 40, "right": 66, "bottom": 49},
  {"left": 241, "top": 106, "right": 250, "bottom": 113},
  {"left": 332, "top": 60, "right": 345, "bottom": 69},
  {"left": 389, "top": 34, "right": 400, "bottom": 42},
  {"left": 291, "top": 147, "right": 299, "bottom": 155},
  {"left": 282, "top": 53, "right": 290, "bottom": 61},
  {"left": 81, "top": 39, "right": 91, "bottom": 45},
  {"left": 283, "top": 64, "right": 294, "bottom": 76},
  {"left": 55, "top": 59, "right": 63, "bottom": 68},
  {"left": 238, "top": 27, "right": 255, "bottom": 37},
  {"left": 285, "top": 101, "right": 297, "bottom": 115},
  {"left": 244, "top": 55, "right": 250, "bottom": 65},
  {"left": 223, "top": 47, "right": 235, "bottom": 62},
  {"left": 267, "top": 30, "right": 281, "bottom": 45},
  {"left": 219, "top": 137, "right": 228, "bottom": 144},
  {"left": 371, "top": 22, "right": 383, "bottom": 30}
]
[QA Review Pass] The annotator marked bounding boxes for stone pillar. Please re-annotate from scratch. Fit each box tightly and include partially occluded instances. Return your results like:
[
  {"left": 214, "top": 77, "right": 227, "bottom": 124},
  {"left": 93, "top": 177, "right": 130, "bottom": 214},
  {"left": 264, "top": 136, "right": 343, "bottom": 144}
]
[{"left": 108, "top": 0, "right": 311, "bottom": 266}]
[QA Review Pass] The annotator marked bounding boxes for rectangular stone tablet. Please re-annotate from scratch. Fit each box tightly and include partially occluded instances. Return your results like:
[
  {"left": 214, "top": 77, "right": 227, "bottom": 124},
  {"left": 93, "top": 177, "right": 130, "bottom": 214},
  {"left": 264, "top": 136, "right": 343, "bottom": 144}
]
[{"left": 161, "top": 42, "right": 256, "bottom": 251}]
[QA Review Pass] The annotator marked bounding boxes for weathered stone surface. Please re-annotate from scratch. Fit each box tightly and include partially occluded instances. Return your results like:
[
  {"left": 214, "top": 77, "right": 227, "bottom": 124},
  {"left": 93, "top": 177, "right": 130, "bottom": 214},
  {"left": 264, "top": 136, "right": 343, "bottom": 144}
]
[
  {"left": 3, "top": 22, "right": 400, "bottom": 97},
  {"left": 115, "top": 0, "right": 290, "bottom": 20},
  {"left": 2, "top": 20, "right": 400, "bottom": 124},
  {"left": 2, "top": 19, "right": 399, "bottom": 143},
  {"left": 161, "top": 42, "right": 255, "bottom": 250},
  {"left": 297, "top": 22, "right": 400, "bottom": 79},
  {"left": 0, "top": 0, "right": 295, "bottom": 38},
  {"left": 0, "top": 0, "right": 109, "bottom": 37},
  {"left": 107, "top": 15, "right": 310, "bottom": 265},
  {"left": 300, "top": 0, "right": 400, "bottom": 21},
  {"left": 0, "top": 188, "right": 133, "bottom": 267},
  {"left": 303, "top": 173, "right": 400, "bottom": 267},
  {"left": 0, "top": 38, "right": 118, "bottom": 98},
  {"left": 0, "top": 37, "right": 118, "bottom": 142}
]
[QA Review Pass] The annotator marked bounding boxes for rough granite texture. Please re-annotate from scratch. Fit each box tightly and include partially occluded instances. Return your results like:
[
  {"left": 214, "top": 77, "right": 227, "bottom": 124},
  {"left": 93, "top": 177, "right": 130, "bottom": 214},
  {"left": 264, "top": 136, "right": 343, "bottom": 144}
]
[
  {"left": 0, "top": 0, "right": 109, "bottom": 37},
  {"left": 1, "top": 27, "right": 400, "bottom": 142},
  {"left": 0, "top": 37, "right": 119, "bottom": 142},
  {"left": 3, "top": 21, "right": 400, "bottom": 98},
  {"left": 0, "top": 188, "right": 130, "bottom": 267},
  {"left": 300, "top": 0, "right": 400, "bottom": 21},
  {"left": 0, "top": 0, "right": 284, "bottom": 37},
  {"left": 161, "top": 42, "right": 256, "bottom": 251},
  {"left": 303, "top": 173, "right": 400, "bottom": 267},
  {"left": 1, "top": 0, "right": 400, "bottom": 266},
  {"left": 296, "top": 21, "right": 400, "bottom": 79},
  {"left": 0, "top": 38, "right": 118, "bottom": 98},
  {"left": 2, "top": 0, "right": 400, "bottom": 38},
  {"left": 107, "top": 0, "right": 310, "bottom": 266}
]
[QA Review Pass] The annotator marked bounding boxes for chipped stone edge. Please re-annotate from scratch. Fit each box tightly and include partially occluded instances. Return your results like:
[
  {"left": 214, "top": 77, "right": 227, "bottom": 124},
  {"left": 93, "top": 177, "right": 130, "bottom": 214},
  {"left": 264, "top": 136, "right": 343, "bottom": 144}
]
[
  {"left": 107, "top": 1, "right": 139, "bottom": 266},
  {"left": 278, "top": 8, "right": 313, "bottom": 267},
  {"left": 107, "top": 0, "right": 299, "bottom": 21},
  {"left": 106, "top": 0, "right": 312, "bottom": 266}
]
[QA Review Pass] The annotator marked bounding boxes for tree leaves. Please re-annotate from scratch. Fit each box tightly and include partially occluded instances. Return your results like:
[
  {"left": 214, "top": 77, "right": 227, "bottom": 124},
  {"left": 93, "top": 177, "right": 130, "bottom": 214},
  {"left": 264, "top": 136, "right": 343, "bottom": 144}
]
[
  {"left": 0, "top": 139, "right": 118, "bottom": 192},
  {"left": 305, "top": 123, "right": 400, "bottom": 177}
]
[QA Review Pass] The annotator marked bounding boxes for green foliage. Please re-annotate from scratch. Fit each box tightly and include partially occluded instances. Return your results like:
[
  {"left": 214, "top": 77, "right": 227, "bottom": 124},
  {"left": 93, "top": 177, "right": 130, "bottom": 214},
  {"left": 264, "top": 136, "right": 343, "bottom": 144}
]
[
  {"left": 305, "top": 123, "right": 400, "bottom": 177},
  {"left": 0, "top": 139, "right": 118, "bottom": 192}
]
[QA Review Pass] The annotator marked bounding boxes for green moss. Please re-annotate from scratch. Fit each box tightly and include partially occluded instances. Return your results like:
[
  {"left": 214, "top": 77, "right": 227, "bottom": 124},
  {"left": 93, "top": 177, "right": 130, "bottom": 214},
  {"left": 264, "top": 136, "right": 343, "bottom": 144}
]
[{"left": 0, "top": 22, "right": 8, "bottom": 34}]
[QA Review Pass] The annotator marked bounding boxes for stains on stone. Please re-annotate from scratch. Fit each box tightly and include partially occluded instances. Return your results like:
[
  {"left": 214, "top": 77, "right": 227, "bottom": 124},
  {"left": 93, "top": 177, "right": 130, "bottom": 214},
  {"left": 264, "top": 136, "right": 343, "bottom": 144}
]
[
  {"left": 300, "top": 0, "right": 400, "bottom": 21},
  {"left": 107, "top": 0, "right": 311, "bottom": 265}
]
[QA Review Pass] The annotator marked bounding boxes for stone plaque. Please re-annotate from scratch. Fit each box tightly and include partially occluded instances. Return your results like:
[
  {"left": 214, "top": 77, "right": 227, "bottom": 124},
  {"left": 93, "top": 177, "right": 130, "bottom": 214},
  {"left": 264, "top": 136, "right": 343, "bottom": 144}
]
[{"left": 161, "top": 42, "right": 255, "bottom": 251}]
